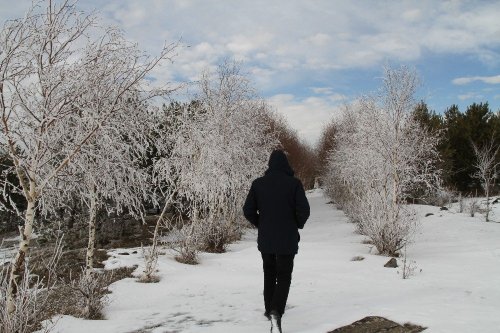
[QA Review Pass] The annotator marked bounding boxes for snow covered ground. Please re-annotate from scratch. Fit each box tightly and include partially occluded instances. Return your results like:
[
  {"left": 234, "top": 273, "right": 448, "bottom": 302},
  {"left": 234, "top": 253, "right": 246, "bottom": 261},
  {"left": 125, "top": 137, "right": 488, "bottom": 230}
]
[
  {"left": 43, "top": 190, "right": 500, "bottom": 332},
  {"left": 0, "top": 233, "right": 31, "bottom": 265}
]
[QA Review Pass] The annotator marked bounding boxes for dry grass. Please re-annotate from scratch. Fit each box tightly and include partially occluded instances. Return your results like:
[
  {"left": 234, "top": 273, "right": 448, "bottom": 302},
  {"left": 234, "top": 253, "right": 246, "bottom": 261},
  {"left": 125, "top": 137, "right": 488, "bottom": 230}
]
[
  {"left": 136, "top": 273, "right": 161, "bottom": 283},
  {"left": 174, "top": 252, "right": 198, "bottom": 265},
  {"left": 43, "top": 266, "right": 136, "bottom": 320}
]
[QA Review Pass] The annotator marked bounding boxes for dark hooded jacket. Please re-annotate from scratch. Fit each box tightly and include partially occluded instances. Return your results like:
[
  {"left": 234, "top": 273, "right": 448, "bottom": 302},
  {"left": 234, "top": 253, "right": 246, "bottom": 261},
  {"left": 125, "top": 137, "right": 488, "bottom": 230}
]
[{"left": 243, "top": 150, "right": 310, "bottom": 254}]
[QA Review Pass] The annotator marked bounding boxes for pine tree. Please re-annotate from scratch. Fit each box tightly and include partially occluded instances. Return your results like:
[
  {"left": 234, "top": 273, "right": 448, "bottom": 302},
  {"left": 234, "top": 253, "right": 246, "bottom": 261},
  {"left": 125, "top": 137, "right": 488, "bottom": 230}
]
[{"left": 438, "top": 102, "right": 498, "bottom": 193}]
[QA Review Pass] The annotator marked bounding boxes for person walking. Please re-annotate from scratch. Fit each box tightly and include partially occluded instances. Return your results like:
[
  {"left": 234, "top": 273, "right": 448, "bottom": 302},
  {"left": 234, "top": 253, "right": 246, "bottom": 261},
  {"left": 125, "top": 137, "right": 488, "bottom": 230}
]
[{"left": 243, "top": 149, "right": 310, "bottom": 333}]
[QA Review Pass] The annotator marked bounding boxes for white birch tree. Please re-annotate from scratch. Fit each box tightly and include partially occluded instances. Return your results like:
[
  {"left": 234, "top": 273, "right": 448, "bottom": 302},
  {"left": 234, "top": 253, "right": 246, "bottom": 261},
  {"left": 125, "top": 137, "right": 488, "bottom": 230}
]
[
  {"left": 0, "top": 0, "right": 176, "bottom": 314},
  {"left": 65, "top": 95, "right": 158, "bottom": 276},
  {"left": 152, "top": 61, "right": 277, "bottom": 266},
  {"left": 471, "top": 138, "right": 500, "bottom": 222},
  {"left": 325, "top": 66, "right": 441, "bottom": 255}
]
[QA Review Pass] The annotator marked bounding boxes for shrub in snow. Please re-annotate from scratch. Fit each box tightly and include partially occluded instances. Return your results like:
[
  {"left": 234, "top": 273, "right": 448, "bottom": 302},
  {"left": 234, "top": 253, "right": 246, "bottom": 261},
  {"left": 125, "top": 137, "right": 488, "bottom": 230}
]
[
  {"left": 467, "top": 197, "right": 479, "bottom": 217},
  {"left": 458, "top": 193, "right": 464, "bottom": 213},
  {"left": 172, "top": 216, "right": 202, "bottom": 265},
  {"left": 139, "top": 242, "right": 162, "bottom": 281},
  {"left": 0, "top": 236, "right": 63, "bottom": 333},
  {"left": 69, "top": 268, "right": 113, "bottom": 319},
  {"left": 424, "top": 188, "right": 457, "bottom": 207},
  {"left": 398, "top": 246, "right": 420, "bottom": 279}
]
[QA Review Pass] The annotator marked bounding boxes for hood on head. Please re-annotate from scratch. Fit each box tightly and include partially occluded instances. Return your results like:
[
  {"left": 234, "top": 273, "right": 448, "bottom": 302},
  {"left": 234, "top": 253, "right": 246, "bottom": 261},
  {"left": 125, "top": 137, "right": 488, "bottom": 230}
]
[{"left": 266, "top": 149, "right": 294, "bottom": 176}]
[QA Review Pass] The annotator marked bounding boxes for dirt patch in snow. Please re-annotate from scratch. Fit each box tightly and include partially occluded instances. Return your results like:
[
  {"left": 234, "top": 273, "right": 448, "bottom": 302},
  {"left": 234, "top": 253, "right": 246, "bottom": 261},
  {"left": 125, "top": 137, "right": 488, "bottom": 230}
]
[{"left": 328, "top": 316, "right": 426, "bottom": 333}]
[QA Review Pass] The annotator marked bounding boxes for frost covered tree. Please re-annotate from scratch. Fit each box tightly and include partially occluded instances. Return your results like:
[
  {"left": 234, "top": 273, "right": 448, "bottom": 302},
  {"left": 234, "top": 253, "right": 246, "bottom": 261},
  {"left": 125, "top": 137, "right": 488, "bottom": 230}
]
[
  {"left": 67, "top": 96, "right": 158, "bottom": 275},
  {"left": 0, "top": 0, "right": 176, "bottom": 314},
  {"left": 471, "top": 137, "right": 500, "bottom": 222},
  {"left": 325, "top": 66, "right": 441, "bottom": 255},
  {"left": 153, "top": 61, "right": 277, "bottom": 265}
]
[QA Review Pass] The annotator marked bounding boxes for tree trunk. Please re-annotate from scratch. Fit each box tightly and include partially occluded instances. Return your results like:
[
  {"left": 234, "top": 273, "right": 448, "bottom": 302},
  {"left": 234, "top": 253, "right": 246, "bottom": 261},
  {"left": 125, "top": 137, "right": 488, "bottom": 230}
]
[
  {"left": 142, "top": 192, "right": 175, "bottom": 279},
  {"left": 485, "top": 185, "right": 490, "bottom": 222},
  {"left": 86, "top": 191, "right": 98, "bottom": 274},
  {"left": 7, "top": 179, "right": 37, "bottom": 314}
]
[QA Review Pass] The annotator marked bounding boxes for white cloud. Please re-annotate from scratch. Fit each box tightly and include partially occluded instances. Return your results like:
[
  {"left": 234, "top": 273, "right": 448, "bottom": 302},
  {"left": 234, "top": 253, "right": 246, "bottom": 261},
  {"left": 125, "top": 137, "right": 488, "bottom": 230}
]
[
  {"left": 255, "top": 52, "right": 268, "bottom": 60},
  {"left": 452, "top": 75, "right": 500, "bottom": 85},
  {"left": 402, "top": 9, "right": 422, "bottom": 22},
  {"left": 169, "top": 0, "right": 193, "bottom": 9},
  {"left": 458, "top": 93, "right": 473, "bottom": 101},
  {"left": 328, "top": 93, "right": 347, "bottom": 102},
  {"left": 458, "top": 92, "right": 484, "bottom": 101},
  {"left": 306, "top": 33, "right": 331, "bottom": 46},
  {"left": 311, "top": 87, "right": 334, "bottom": 95},
  {"left": 310, "top": 87, "right": 347, "bottom": 103},
  {"left": 0, "top": 2, "right": 32, "bottom": 21},
  {"left": 5, "top": 1, "right": 500, "bottom": 73},
  {"left": 73, "top": 0, "right": 500, "bottom": 79},
  {"left": 3, "top": 0, "right": 499, "bottom": 115},
  {"left": 226, "top": 32, "right": 274, "bottom": 57},
  {"left": 249, "top": 66, "right": 277, "bottom": 90}
]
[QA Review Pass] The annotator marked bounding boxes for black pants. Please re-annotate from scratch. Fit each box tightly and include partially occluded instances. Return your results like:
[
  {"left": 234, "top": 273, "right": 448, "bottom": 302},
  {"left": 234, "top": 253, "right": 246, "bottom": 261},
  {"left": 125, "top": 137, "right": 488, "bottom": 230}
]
[{"left": 261, "top": 253, "right": 295, "bottom": 316}]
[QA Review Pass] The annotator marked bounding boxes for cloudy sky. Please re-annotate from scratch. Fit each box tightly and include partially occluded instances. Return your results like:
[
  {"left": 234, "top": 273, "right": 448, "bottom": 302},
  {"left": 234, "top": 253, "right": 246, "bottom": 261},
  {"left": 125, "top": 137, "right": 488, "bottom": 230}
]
[{"left": 1, "top": 0, "right": 500, "bottom": 145}]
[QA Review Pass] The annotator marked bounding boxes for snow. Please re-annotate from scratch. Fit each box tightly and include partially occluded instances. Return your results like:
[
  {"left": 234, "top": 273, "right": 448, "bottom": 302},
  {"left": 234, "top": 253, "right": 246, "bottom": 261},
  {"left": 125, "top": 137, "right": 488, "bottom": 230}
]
[
  {"left": 0, "top": 247, "right": 16, "bottom": 265},
  {"left": 0, "top": 234, "right": 40, "bottom": 265},
  {"left": 43, "top": 190, "right": 500, "bottom": 332}
]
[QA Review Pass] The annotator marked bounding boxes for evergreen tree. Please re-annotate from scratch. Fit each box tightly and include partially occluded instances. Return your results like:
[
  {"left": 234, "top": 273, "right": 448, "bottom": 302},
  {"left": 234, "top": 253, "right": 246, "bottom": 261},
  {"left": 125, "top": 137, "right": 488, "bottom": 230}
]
[
  {"left": 465, "top": 102, "right": 494, "bottom": 145},
  {"left": 441, "top": 102, "right": 497, "bottom": 192},
  {"left": 412, "top": 101, "right": 443, "bottom": 133}
]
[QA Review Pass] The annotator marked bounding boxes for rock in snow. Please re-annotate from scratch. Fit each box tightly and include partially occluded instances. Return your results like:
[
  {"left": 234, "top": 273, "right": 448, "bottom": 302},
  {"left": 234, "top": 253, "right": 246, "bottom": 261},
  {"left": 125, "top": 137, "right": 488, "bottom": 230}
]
[{"left": 384, "top": 258, "right": 398, "bottom": 268}]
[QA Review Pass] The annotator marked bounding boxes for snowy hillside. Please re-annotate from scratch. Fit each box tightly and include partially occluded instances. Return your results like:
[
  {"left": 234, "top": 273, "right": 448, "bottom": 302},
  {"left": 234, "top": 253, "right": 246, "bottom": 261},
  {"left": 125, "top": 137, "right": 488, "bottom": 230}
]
[{"left": 45, "top": 190, "right": 500, "bottom": 333}]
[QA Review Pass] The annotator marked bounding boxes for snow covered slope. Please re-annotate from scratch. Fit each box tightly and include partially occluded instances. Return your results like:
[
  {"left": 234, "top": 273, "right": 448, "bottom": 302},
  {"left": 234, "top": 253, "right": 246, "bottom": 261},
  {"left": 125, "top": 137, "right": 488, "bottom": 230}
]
[{"left": 47, "top": 190, "right": 500, "bottom": 333}]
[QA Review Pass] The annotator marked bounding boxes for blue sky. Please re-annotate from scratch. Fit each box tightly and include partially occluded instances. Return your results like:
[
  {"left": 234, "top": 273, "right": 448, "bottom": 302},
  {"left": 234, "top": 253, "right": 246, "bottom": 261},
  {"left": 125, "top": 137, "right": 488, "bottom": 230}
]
[{"left": 1, "top": 0, "right": 499, "bottom": 144}]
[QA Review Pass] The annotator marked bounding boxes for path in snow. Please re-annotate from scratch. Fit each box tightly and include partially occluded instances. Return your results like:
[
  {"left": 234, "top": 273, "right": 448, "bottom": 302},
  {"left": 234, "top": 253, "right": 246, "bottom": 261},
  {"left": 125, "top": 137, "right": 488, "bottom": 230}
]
[{"left": 48, "top": 190, "right": 500, "bottom": 333}]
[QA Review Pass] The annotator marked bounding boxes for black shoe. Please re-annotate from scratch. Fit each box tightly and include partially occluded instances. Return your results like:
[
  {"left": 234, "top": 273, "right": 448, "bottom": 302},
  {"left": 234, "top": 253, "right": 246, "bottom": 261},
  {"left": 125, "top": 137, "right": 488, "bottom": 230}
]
[{"left": 270, "top": 310, "right": 282, "bottom": 333}]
